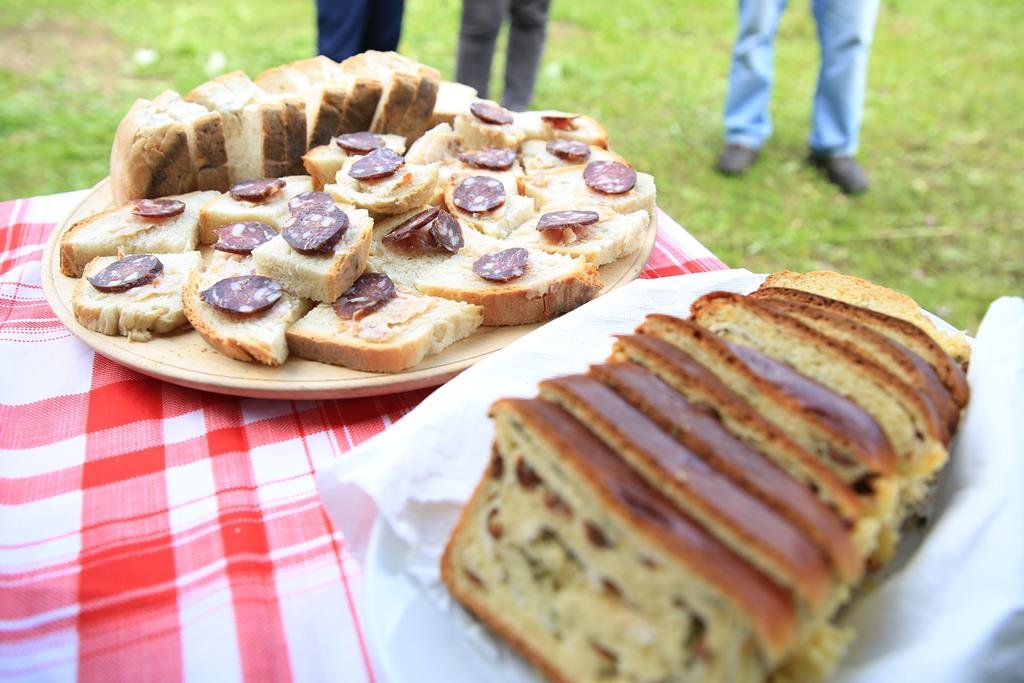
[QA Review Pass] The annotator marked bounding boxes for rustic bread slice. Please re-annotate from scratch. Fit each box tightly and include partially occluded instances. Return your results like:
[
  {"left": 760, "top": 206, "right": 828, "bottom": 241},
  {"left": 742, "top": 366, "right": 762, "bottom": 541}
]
[
  {"left": 760, "top": 271, "right": 971, "bottom": 367},
  {"left": 60, "top": 190, "right": 219, "bottom": 277},
  {"left": 255, "top": 57, "right": 351, "bottom": 149},
  {"left": 326, "top": 155, "right": 438, "bottom": 216},
  {"left": 110, "top": 91, "right": 229, "bottom": 203},
  {"left": 302, "top": 134, "right": 407, "bottom": 190},
  {"left": 286, "top": 283, "right": 482, "bottom": 372},
  {"left": 404, "top": 122, "right": 463, "bottom": 165},
  {"left": 443, "top": 172, "right": 535, "bottom": 239},
  {"left": 752, "top": 287, "right": 969, "bottom": 410},
  {"left": 519, "top": 139, "right": 623, "bottom": 173},
  {"left": 513, "top": 110, "right": 610, "bottom": 148},
  {"left": 73, "top": 251, "right": 201, "bottom": 342},
  {"left": 337, "top": 51, "right": 440, "bottom": 140},
  {"left": 251, "top": 205, "right": 373, "bottom": 303},
  {"left": 182, "top": 252, "right": 310, "bottom": 365},
  {"left": 429, "top": 80, "right": 477, "bottom": 128},
  {"left": 507, "top": 207, "right": 649, "bottom": 266},
  {"left": 523, "top": 165, "right": 657, "bottom": 218},
  {"left": 198, "top": 175, "right": 314, "bottom": 243},
  {"left": 453, "top": 102, "right": 527, "bottom": 150},
  {"left": 185, "top": 71, "right": 306, "bottom": 183}
]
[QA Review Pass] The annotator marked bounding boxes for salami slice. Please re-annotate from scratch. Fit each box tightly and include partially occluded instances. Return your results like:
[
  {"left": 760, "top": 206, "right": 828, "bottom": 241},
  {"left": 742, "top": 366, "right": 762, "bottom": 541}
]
[
  {"left": 536, "top": 210, "right": 600, "bottom": 232},
  {"left": 230, "top": 177, "right": 286, "bottom": 202},
  {"left": 201, "top": 275, "right": 282, "bottom": 315},
  {"left": 348, "top": 147, "right": 405, "bottom": 181},
  {"left": 282, "top": 205, "right": 350, "bottom": 255},
  {"left": 583, "top": 161, "right": 637, "bottom": 194},
  {"left": 470, "top": 101, "right": 513, "bottom": 126},
  {"left": 546, "top": 139, "right": 590, "bottom": 163},
  {"left": 87, "top": 254, "right": 164, "bottom": 293},
  {"left": 457, "top": 148, "right": 517, "bottom": 171},
  {"left": 383, "top": 207, "right": 441, "bottom": 244},
  {"left": 335, "top": 131, "right": 386, "bottom": 154},
  {"left": 541, "top": 114, "right": 579, "bottom": 130},
  {"left": 132, "top": 198, "right": 185, "bottom": 219},
  {"left": 288, "top": 191, "right": 334, "bottom": 214},
  {"left": 213, "top": 221, "right": 277, "bottom": 254},
  {"left": 429, "top": 209, "right": 464, "bottom": 253},
  {"left": 472, "top": 248, "right": 529, "bottom": 282},
  {"left": 333, "top": 272, "right": 397, "bottom": 320},
  {"left": 452, "top": 176, "right": 506, "bottom": 213}
]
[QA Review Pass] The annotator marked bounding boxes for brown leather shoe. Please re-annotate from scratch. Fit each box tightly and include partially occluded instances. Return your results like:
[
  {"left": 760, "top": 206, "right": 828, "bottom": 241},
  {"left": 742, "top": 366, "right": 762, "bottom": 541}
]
[
  {"left": 809, "top": 154, "right": 870, "bottom": 194},
  {"left": 715, "top": 144, "right": 758, "bottom": 176}
]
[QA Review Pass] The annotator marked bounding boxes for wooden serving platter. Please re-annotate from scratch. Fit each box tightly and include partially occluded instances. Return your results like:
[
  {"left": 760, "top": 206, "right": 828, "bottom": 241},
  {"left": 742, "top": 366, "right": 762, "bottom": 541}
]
[{"left": 40, "top": 179, "right": 657, "bottom": 399}]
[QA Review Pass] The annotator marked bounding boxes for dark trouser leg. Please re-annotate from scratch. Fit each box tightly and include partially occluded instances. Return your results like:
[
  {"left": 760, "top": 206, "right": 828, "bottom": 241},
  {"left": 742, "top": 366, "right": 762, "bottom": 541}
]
[
  {"left": 503, "top": 0, "right": 551, "bottom": 111},
  {"left": 365, "top": 0, "right": 406, "bottom": 52},
  {"left": 317, "top": 0, "right": 370, "bottom": 61},
  {"left": 456, "top": 0, "right": 509, "bottom": 101}
]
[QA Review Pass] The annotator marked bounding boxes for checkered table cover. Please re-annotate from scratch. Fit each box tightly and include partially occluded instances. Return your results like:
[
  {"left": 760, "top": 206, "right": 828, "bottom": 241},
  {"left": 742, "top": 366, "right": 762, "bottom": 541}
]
[{"left": 0, "top": 189, "right": 726, "bottom": 681}]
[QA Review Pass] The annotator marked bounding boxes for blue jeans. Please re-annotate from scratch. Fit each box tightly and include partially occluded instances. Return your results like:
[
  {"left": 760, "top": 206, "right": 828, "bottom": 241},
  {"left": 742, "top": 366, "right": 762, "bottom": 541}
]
[
  {"left": 316, "top": 0, "right": 405, "bottom": 62},
  {"left": 723, "top": 0, "right": 880, "bottom": 156}
]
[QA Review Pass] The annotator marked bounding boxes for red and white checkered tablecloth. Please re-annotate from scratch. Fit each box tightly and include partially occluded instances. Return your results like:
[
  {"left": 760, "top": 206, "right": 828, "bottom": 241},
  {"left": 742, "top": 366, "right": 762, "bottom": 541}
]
[{"left": 0, "top": 189, "right": 726, "bottom": 681}]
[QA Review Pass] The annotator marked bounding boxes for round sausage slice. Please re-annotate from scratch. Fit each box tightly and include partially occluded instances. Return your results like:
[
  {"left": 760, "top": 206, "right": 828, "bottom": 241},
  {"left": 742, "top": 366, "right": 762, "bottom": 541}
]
[
  {"left": 334, "top": 272, "right": 397, "bottom": 320},
  {"left": 213, "top": 221, "right": 277, "bottom": 255},
  {"left": 201, "top": 275, "right": 282, "bottom": 315},
  {"left": 429, "top": 209, "right": 464, "bottom": 253},
  {"left": 457, "top": 148, "right": 516, "bottom": 171},
  {"left": 546, "top": 139, "right": 590, "bottom": 163},
  {"left": 132, "top": 198, "right": 185, "bottom": 219},
  {"left": 536, "top": 210, "right": 600, "bottom": 232},
  {"left": 230, "top": 178, "right": 286, "bottom": 202},
  {"left": 452, "top": 176, "right": 506, "bottom": 213},
  {"left": 583, "top": 161, "right": 637, "bottom": 194},
  {"left": 348, "top": 148, "right": 405, "bottom": 181},
  {"left": 335, "top": 131, "right": 386, "bottom": 155},
  {"left": 288, "top": 191, "right": 334, "bottom": 214},
  {"left": 470, "top": 101, "right": 513, "bottom": 126},
  {"left": 87, "top": 254, "right": 164, "bottom": 293},
  {"left": 282, "top": 205, "right": 350, "bottom": 255},
  {"left": 383, "top": 207, "right": 441, "bottom": 244},
  {"left": 472, "top": 248, "right": 529, "bottom": 282}
]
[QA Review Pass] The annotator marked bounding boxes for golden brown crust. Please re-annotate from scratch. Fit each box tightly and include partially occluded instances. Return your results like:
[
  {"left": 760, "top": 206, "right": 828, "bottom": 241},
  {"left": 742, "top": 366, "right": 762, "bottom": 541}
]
[
  {"left": 285, "top": 326, "right": 420, "bottom": 372},
  {"left": 110, "top": 109, "right": 193, "bottom": 204},
  {"left": 306, "top": 86, "right": 349, "bottom": 148},
  {"left": 340, "top": 78, "right": 383, "bottom": 133},
  {"left": 370, "top": 71, "right": 419, "bottom": 134},
  {"left": 59, "top": 205, "right": 120, "bottom": 276}
]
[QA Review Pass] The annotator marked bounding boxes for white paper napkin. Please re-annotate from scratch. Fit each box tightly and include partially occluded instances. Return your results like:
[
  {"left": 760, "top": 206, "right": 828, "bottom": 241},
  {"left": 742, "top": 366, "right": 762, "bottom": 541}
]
[{"left": 318, "top": 273, "right": 1024, "bottom": 682}]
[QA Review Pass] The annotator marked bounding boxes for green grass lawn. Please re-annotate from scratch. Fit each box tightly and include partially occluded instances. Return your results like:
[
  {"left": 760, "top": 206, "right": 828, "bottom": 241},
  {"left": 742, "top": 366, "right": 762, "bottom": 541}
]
[{"left": 1, "top": 0, "right": 1021, "bottom": 330}]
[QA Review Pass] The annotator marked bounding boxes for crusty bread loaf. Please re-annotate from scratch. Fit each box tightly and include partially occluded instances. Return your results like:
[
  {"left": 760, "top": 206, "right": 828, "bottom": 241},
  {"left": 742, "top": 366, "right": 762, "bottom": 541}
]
[
  {"left": 73, "top": 251, "right": 201, "bottom": 342},
  {"left": 182, "top": 252, "right": 310, "bottom": 365},
  {"left": 255, "top": 57, "right": 351, "bottom": 149},
  {"left": 429, "top": 80, "right": 477, "bottom": 128},
  {"left": 198, "top": 175, "right": 314, "bottom": 244},
  {"left": 519, "top": 139, "right": 624, "bottom": 173},
  {"left": 760, "top": 271, "right": 971, "bottom": 367},
  {"left": 286, "top": 284, "right": 483, "bottom": 372},
  {"left": 507, "top": 207, "right": 649, "bottom": 265},
  {"left": 110, "top": 91, "right": 229, "bottom": 203},
  {"left": 251, "top": 205, "right": 373, "bottom": 303},
  {"left": 60, "top": 190, "right": 219, "bottom": 277},
  {"left": 513, "top": 110, "right": 610, "bottom": 149},
  {"left": 453, "top": 103, "right": 527, "bottom": 150},
  {"left": 523, "top": 165, "right": 657, "bottom": 217},
  {"left": 303, "top": 134, "right": 407, "bottom": 190},
  {"left": 326, "top": 155, "right": 438, "bottom": 216},
  {"left": 337, "top": 51, "right": 441, "bottom": 140}
]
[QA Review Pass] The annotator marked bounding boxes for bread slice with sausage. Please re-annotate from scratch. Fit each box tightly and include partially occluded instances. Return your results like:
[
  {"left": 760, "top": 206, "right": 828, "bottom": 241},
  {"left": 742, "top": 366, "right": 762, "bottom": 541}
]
[
  {"left": 303, "top": 133, "right": 407, "bottom": 190},
  {"left": 429, "top": 80, "right": 477, "bottom": 128},
  {"left": 326, "top": 154, "right": 439, "bottom": 216},
  {"left": 197, "top": 175, "right": 314, "bottom": 244},
  {"left": 523, "top": 164, "right": 656, "bottom": 218},
  {"left": 507, "top": 207, "right": 649, "bottom": 266},
  {"left": 513, "top": 110, "right": 609, "bottom": 149}
]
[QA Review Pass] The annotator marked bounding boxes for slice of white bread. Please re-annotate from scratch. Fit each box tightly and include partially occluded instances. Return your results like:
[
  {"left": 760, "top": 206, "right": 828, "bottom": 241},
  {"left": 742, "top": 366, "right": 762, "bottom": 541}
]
[
  {"left": 523, "top": 165, "right": 657, "bottom": 218},
  {"left": 251, "top": 206, "right": 374, "bottom": 302},
  {"left": 520, "top": 139, "right": 623, "bottom": 173},
  {"left": 443, "top": 172, "right": 535, "bottom": 239},
  {"left": 326, "top": 155, "right": 438, "bottom": 216},
  {"left": 760, "top": 271, "right": 971, "bottom": 367},
  {"left": 73, "top": 251, "right": 201, "bottom": 342},
  {"left": 197, "top": 175, "right": 314, "bottom": 243},
  {"left": 338, "top": 51, "right": 441, "bottom": 140},
  {"left": 429, "top": 80, "right": 477, "bottom": 128},
  {"left": 286, "top": 283, "right": 483, "bottom": 372},
  {"left": 110, "top": 91, "right": 229, "bottom": 203},
  {"left": 185, "top": 71, "right": 306, "bottom": 183},
  {"left": 60, "top": 190, "right": 219, "bottom": 277},
  {"left": 507, "top": 207, "right": 649, "bottom": 266},
  {"left": 404, "top": 122, "right": 462, "bottom": 165},
  {"left": 513, "top": 110, "right": 610, "bottom": 148},
  {"left": 303, "top": 134, "right": 407, "bottom": 190},
  {"left": 453, "top": 103, "right": 527, "bottom": 150},
  {"left": 182, "top": 252, "right": 311, "bottom": 365}
]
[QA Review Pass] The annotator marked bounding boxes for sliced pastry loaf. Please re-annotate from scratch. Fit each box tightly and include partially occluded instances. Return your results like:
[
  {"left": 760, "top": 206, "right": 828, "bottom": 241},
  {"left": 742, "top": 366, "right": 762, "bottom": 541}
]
[
  {"left": 507, "top": 207, "right": 649, "bottom": 266},
  {"left": 443, "top": 397, "right": 800, "bottom": 683},
  {"left": 60, "top": 190, "right": 219, "bottom": 277},
  {"left": 303, "top": 133, "right": 408, "bottom": 190},
  {"left": 110, "top": 90, "right": 229, "bottom": 203},
  {"left": 513, "top": 110, "right": 610, "bottom": 148},
  {"left": 73, "top": 251, "right": 201, "bottom": 342},
  {"left": 429, "top": 80, "right": 477, "bottom": 128},
  {"left": 325, "top": 153, "right": 438, "bottom": 216},
  {"left": 523, "top": 164, "right": 657, "bottom": 218},
  {"left": 198, "top": 175, "right": 314, "bottom": 243},
  {"left": 690, "top": 293, "right": 949, "bottom": 492},
  {"left": 255, "top": 56, "right": 352, "bottom": 149},
  {"left": 760, "top": 271, "right": 971, "bottom": 367},
  {"left": 286, "top": 279, "right": 483, "bottom": 373},
  {"left": 338, "top": 51, "right": 441, "bottom": 139}
]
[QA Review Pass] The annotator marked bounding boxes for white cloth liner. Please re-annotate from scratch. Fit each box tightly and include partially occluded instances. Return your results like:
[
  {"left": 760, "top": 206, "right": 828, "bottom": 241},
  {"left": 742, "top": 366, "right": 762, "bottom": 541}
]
[{"left": 318, "top": 270, "right": 1024, "bottom": 682}]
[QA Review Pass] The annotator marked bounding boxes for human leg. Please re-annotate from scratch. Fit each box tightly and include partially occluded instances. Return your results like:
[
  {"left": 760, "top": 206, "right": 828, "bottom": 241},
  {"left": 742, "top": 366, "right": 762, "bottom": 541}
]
[
  {"left": 364, "top": 0, "right": 406, "bottom": 53},
  {"left": 456, "top": 0, "right": 510, "bottom": 101},
  {"left": 502, "top": 0, "right": 551, "bottom": 111},
  {"left": 317, "top": 0, "right": 370, "bottom": 62}
]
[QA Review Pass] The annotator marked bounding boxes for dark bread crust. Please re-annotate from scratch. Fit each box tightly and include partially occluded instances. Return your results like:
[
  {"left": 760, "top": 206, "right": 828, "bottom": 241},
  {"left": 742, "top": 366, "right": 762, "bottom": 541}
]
[
  {"left": 340, "top": 78, "right": 383, "bottom": 133},
  {"left": 370, "top": 71, "right": 418, "bottom": 134},
  {"left": 306, "top": 86, "right": 348, "bottom": 148},
  {"left": 191, "top": 114, "right": 230, "bottom": 192}
]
